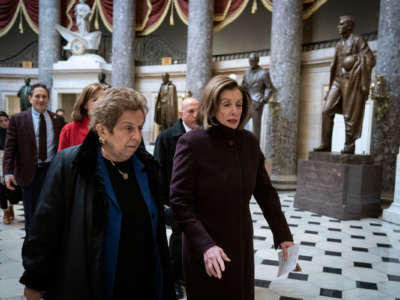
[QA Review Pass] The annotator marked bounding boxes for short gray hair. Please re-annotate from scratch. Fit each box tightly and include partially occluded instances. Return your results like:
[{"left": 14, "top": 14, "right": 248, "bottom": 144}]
[{"left": 90, "top": 87, "right": 148, "bottom": 132}]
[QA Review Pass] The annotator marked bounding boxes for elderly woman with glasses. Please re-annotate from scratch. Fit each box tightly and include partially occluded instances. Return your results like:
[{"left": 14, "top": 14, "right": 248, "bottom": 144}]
[{"left": 20, "top": 88, "right": 174, "bottom": 300}]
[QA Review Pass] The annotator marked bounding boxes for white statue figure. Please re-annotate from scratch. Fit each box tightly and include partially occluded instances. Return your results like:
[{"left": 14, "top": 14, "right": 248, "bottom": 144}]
[{"left": 56, "top": 0, "right": 102, "bottom": 58}]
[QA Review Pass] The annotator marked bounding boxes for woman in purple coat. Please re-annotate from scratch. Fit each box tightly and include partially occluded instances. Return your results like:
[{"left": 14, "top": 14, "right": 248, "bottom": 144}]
[{"left": 170, "top": 75, "right": 294, "bottom": 300}]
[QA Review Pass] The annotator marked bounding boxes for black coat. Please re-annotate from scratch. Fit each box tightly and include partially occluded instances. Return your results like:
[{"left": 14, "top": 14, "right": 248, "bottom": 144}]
[
  {"left": 153, "top": 119, "right": 186, "bottom": 205},
  {"left": 20, "top": 130, "right": 175, "bottom": 300},
  {"left": 170, "top": 125, "right": 293, "bottom": 300}
]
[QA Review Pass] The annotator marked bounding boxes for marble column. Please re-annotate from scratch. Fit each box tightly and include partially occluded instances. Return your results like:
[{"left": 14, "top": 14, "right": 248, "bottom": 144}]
[
  {"left": 383, "top": 147, "right": 400, "bottom": 224},
  {"left": 371, "top": 0, "right": 400, "bottom": 200},
  {"left": 38, "top": 0, "right": 60, "bottom": 93},
  {"left": 111, "top": 0, "right": 135, "bottom": 88},
  {"left": 267, "top": 0, "right": 303, "bottom": 189},
  {"left": 186, "top": 0, "right": 214, "bottom": 99}
]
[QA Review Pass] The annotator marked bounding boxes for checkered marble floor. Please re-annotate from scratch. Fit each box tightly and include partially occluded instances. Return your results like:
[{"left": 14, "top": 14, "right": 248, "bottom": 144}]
[
  {"left": 250, "top": 192, "right": 400, "bottom": 300},
  {"left": 2, "top": 193, "right": 400, "bottom": 300}
]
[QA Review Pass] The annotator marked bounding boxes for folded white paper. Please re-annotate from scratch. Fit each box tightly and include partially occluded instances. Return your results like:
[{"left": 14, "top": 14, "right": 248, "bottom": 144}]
[{"left": 277, "top": 244, "right": 300, "bottom": 277}]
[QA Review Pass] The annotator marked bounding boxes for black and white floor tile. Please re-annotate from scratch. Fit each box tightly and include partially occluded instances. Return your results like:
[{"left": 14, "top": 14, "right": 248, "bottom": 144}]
[
  {"left": 2, "top": 193, "right": 400, "bottom": 300},
  {"left": 251, "top": 192, "right": 400, "bottom": 300}
]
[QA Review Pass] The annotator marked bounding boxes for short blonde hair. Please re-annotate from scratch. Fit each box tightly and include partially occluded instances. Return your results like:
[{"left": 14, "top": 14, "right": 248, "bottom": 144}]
[
  {"left": 72, "top": 82, "right": 104, "bottom": 122},
  {"left": 196, "top": 75, "right": 251, "bottom": 129},
  {"left": 90, "top": 88, "right": 148, "bottom": 132}
]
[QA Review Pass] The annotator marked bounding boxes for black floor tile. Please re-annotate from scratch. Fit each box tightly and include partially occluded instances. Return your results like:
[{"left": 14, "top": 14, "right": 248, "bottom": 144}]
[
  {"left": 261, "top": 225, "right": 270, "bottom": 229},
  {"left": 353, "top": 262, "right": 372, "bottom": 268},
  {"left": 311, "top": 214, "right": 321, "bottom": 217},
  {"left": 288, "top": 224, "right": 299, "bottom": 227},
  {"left": 388, "top": 274, "right": 400, "bottom": 282},
  {"left": 288, "top": 272, "right": 308, "bottom": 281},
  {"left": 290, "top": 216, "right": 302, "bottom": 219},
  {"left": 254, "top": 279, "right": 271, "bottom": 288},
  {"left": 328, "top": 228, "right": 342, "bottom": 232},
  {"left": 327, "top": 238, "right": 341, "bottom": 243},
  {"left": 394, "top": 229, "right": 400, "bottom": 233},
  {"left": 308, "top": 221, "right": 320, "bottom": 225},
  {"left": 280, "top": 297, "right": 302, "bottom": 300},
  {"left": 253, "top": 236, "right": 266, "bottom": 241},
  {"left": 370, "top": 223, "right": 382, "bottom": 227},
  {"left": 325, "top": 250, "right": 342, "bottom": 257},
  {"left": 283, "top": 200, "right": 293, "bottom": 203},
  {"left": 305, "top": 230, "right": 318, "bottom": 235},
  {"left": 352, "top": 247, "right": 368, "bottom": 252},
  {"left": 253, "top": 212, "right": 263, "bottom": 215},
  {"left": 373, "top": 232, "right": 387, "bottom": 236},
  {"left": 351, "top": 235, "right": 365, "bottom": 239},
  {"left": 261, "top": 259, "right": 279, "bottom": 266},
  {"left": 377, "top": 243, "right": 392, "bottom": 248},
  {"left": 350, "top": 225, "right": 363, "bottom": 229},
  {"left": 298, "top": 255, "right": 312, "bottom": 261},
  {"left": 301, "top": 241, "right": 316, "bottom": 247},
  {"left": 323, "top": 266, "right": 342, "bottom": 274},
  {"left": 356, "top": 281, "right": 378, "bottom": 290},
  {"left": 320, "top": 288, "right": 342, "bottom": 298},
  {"left": 282, "top": 205, "right": 290, "bottom": 208},
  {"left": 382, "top": 257, "right": 400, "bottom": 263},
  {"left": 329, "top": 219, "right": 341, "bottom": 223}
]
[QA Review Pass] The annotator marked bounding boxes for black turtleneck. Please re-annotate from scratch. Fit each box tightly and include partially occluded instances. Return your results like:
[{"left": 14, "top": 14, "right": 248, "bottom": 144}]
[{"left": 103, "top": 158, "right": 157, "bottom": 300}]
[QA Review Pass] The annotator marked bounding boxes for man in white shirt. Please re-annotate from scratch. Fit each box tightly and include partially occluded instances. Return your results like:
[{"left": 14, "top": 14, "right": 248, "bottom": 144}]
[{"left": 3, "top": 83, "right": 65, "bottom": 235}]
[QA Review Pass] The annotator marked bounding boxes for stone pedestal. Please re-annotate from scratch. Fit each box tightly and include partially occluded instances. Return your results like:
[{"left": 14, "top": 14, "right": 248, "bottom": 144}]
[
  {"left": 383, "top": 147, "right": 400, "bottom": 224},
  {"left": 294, "top": 152, "right": 382, "bottom": 220},
  {"left": 51, "top": 57, "right": 111, "bottom": 113}
]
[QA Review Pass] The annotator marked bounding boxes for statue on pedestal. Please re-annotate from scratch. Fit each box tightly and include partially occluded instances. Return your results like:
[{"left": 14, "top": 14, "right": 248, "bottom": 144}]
[
  {"left": 98, "top": 72, "right": 111, "bottom": 89},
  {"left": 154, "top": 73, "right": 178, "bottom": 132},
  {"left": 241, "top": 53, "right": 274, "bottom": 140},
  {"left": 17, "top": 77, "right": 32, "bottom": 112},
  {"left": 314, "top": 16, "right": 375, "bottom": 154},
  {"left": 55, "top": 0, "right": 102, "bottom": 60}
]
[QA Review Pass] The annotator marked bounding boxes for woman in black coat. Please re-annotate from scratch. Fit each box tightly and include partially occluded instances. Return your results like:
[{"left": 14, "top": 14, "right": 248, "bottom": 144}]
[
  {"left": 20, "top": 88, "right": 174, "bottom": 300},
  {"left": 170, "top": 75, "right": 294, "bottom": 300}
]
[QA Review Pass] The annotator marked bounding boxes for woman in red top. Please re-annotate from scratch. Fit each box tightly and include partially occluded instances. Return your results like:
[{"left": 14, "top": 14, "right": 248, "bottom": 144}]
[{"left": 58, "top": 82, "right": 104, "bottom": 151}]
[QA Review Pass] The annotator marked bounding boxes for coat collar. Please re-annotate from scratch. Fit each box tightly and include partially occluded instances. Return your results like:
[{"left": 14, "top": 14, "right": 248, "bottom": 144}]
[
  {"left": 74, "top": 130, "right": 158, "bottom": 179},
  {"left": 170, "top": 119, "right": 186, "bottom": 137}
]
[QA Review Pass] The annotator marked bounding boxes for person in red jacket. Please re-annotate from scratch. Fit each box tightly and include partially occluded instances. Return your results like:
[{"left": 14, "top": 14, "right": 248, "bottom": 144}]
[{"left": 58, "top": 82, "right": 104, "bottom": 151}]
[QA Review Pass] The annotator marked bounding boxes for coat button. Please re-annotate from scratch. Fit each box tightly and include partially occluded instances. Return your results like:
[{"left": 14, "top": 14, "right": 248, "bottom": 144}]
[{"left": 228, "top": 140, "right": 234, "bottom": 147}]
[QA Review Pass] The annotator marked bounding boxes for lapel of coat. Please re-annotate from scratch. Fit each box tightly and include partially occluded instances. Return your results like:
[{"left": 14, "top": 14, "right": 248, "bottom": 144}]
[{"left": 26, "top": 109, "right": 36, "bottom": 148}]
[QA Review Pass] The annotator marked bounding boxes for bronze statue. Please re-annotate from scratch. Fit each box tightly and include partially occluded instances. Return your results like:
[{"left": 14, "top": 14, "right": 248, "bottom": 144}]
[
  {"left": 154, "top": 73, "right": 178, "bottom": 131},
  {"left": 98, "top": 72, "right": 111, "bottom": 88},
  {"left": 314, "top": 16, "right": 375, "bottom": 154},
  {"left": 17, "top": 77, "right": 32, "bottom": 111},
  {"left": 241, "top": 53, "right": 274, "bottom": 140}
]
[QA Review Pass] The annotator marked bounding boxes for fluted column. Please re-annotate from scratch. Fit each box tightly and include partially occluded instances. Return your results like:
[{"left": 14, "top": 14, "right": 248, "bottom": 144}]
[
  {"left": 38, "top": 0, "right": 60, "bottom": 91},
  {"left": 186, "top": 0, "right": 214, "bottom": 99},
  {"left": 267, "top": 0, "right": 303, "bottom": 189},
  {"left": 371, "top": 0, "right": 400, "bottom": 200},
  {"left": 111, "top": 0, "right": 135, "bottom": 88}
]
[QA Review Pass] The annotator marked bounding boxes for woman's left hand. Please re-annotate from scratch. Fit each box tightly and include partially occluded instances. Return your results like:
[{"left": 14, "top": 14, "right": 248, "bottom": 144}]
[{"left": 280, "top": 241, "right": 294, "bottom": 261}]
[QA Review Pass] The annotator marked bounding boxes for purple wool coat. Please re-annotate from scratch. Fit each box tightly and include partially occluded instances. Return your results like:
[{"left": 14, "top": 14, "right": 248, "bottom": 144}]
[{"left": 170, "top": 124, "right": 293, "bottom": 300}]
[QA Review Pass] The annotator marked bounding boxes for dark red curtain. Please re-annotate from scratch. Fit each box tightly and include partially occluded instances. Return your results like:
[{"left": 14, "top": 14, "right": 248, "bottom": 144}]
[{"left": 0, "top": 0, "right": 20, "bottom": 34}]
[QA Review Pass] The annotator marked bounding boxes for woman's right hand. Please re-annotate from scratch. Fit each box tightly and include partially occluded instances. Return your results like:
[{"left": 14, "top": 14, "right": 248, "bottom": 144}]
[
  {"left": 24, "top": 287, "right": 43, "bottom": 300},
  {"left": 203, "top": 245, "right": 231, "bottom": 279}
]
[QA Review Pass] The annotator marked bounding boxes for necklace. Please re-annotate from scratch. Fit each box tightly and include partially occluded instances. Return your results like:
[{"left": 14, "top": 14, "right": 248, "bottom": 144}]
[{"left": 101, "top": 147, "right": 129, "bottom": 180}]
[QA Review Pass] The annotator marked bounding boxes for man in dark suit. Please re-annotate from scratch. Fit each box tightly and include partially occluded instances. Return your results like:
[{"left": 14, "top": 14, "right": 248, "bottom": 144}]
[
  {"left": 3, "top": 83, "right": 65, "bottom": 235},
  {"left": 154, "top": 97, "right": 199, "bottom": 299}
]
